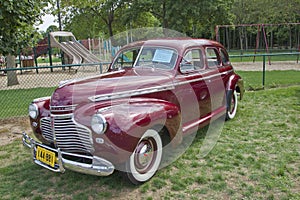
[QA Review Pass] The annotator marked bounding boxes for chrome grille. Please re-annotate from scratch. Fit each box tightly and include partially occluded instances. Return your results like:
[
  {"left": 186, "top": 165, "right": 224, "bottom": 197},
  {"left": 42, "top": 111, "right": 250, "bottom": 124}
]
[
  {"left": 41, "top": 117, "right": 53, "bottom": 142},
  {"left": 40, "top": 115, "right": 93, "bottom": 154}
]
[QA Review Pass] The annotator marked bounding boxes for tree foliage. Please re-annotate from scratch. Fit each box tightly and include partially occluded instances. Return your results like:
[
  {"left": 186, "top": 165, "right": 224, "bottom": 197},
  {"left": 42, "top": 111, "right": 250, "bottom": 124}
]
[
  {"left": 0, "top": 0, "right": 47, "bottom": 86},
  {"left": 0, "top": 0, "right": 46, "bottom": 55},
  {"left": 232, "top": 0, "right": 300, "bottom": 25},
  {"left": 52, "top": 0, "right": 299, "bottom": 41},
  {"left": 122, "top": 0, "right": 234, "bottom": 38},
  {"left": 55, "top": 0, "right": 129, "bottom": 38}
]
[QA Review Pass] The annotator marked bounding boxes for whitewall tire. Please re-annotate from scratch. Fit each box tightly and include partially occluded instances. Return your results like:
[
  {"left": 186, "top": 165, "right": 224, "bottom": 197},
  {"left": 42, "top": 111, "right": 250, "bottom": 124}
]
[
  {"left": 124, "top": 129, "right": 163, "bottom": 185},
  {"left": 226, "top": 89, "right": 238, "bottom": 120}
]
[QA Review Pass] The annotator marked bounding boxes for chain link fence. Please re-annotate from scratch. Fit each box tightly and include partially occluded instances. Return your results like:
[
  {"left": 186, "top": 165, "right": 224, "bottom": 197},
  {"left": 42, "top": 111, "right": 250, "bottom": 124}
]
[
  {"left": 0, "top": 63, "right": 110, "bottom": 119},
  {"left": 0, "top": 54, "right": 299, "bottom": 119}
]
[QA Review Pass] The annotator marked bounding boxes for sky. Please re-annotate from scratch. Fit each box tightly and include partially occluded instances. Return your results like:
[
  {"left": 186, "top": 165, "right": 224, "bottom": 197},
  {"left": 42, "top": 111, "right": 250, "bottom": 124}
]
[{"left": 36, "top": 14, "right": 58, "bottom": 32}]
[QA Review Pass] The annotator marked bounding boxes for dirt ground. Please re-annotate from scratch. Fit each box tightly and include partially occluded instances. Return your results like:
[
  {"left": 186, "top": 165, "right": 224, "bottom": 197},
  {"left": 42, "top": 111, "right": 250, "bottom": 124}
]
[
  {"left": 0, "top": 117, "right": 31, "bottom": 146},
  {"left": 0, "top": 61, "right": 299, "bottom": 146}
]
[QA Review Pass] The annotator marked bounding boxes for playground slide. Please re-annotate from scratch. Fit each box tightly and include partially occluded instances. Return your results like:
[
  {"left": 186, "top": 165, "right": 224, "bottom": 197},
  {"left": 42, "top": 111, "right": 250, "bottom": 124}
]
[
  {"left": 71, "top": 41, "right": 101, "bottom": 63},
  {"left": 68, "top": 41, "right": 100, "bottom": 63},
  {"left": 49, "top": 31, "right": 101, "bottom": 64},
  {"left": 60, "top": 42, "right": 82, "bottom": 64}
]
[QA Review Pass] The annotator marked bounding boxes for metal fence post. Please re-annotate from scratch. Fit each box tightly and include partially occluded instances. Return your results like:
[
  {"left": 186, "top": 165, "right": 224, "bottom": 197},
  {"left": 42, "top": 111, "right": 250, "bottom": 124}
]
[
  {"left": 262, "top": 55, "right": 266, "bottom": 89},
  {"left": 33, "top": 47, "right": 39, "bottom": 74},
  {"left": 99, "top": 63, "right": 103, "bottom": 74}
]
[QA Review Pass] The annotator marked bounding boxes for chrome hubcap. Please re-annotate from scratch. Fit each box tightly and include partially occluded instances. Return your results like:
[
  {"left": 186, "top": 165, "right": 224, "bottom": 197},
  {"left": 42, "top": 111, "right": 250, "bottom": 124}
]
[{"left": 134, "top": 138, "right": 157, "bottom": 174}]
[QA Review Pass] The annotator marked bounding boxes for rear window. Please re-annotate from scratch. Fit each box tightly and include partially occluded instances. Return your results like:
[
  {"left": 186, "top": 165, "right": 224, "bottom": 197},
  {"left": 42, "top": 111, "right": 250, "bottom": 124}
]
[{"left": 220, "top": 48, "right": 230, "bottom": 66}]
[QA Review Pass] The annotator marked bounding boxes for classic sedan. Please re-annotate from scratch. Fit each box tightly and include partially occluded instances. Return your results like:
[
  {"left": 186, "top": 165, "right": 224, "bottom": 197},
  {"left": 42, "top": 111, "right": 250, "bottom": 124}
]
[{"left": 23, "top": 38, "right": 244, "bottom": 184}]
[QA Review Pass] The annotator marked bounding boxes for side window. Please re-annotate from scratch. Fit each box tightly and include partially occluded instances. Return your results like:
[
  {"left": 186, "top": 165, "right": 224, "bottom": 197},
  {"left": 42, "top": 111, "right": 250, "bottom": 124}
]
[
  {"left": 180, "top": 49, "right": 204, "bottom": 73},
  {"left": 206, "top": 48, "right": 220, "bottom": 68},
  {"left": 220, "top": 48, "right": 230, "bottom": 66}
]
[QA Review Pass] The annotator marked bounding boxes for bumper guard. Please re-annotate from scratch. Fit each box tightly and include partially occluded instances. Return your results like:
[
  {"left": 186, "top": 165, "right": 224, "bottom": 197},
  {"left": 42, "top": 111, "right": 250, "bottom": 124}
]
[{"left": 22, "top": 132, "right": 114, "bottom": 176}]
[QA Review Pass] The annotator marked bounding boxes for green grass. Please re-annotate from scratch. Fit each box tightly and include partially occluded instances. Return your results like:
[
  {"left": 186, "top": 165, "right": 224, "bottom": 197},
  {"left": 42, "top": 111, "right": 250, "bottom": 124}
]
[
  {"left": 0, "top": 87, "right": 55, "bottom": 119},
  {"left": 236, "top": 70, "right": 300, "bottom": 90},
  {"left": 37, "top": 57, "right": 61, "bottom": 64},
  {"left": 0, "top": 85, "right": 299, "bottom": 199}
]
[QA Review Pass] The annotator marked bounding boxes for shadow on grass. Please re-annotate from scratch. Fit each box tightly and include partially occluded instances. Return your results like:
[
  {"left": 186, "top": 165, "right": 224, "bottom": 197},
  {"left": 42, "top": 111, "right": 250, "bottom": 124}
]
[{"left": 0, "top": 142, "right": 138, "bottom": 199}]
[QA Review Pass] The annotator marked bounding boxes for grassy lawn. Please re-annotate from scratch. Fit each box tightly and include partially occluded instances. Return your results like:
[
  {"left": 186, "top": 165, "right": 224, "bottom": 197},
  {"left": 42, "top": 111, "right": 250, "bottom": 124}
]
[
  {"left": 236, "top": 70, "right": 300, "bottom": 90},
  {"left": 0, "top": 87, "right": 55, "bottom": 119},
  {"left": 37, "top": 57, "right": 61, "bottom": 64},
  {"left": 0, "top": 70, "right": 299, "bottom": 198},
  {"left": 0, "top": 86, "right": 299, "bottom": 198}
]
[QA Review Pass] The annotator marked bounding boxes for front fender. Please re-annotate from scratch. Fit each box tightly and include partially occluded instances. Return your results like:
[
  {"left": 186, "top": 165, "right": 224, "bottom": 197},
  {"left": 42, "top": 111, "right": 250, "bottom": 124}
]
[
  {"left": 74, "top": 98, "right": 182, "bottom": 164},
  {"left": 29, "top": 97, "right": 51, "bottom": 144}
]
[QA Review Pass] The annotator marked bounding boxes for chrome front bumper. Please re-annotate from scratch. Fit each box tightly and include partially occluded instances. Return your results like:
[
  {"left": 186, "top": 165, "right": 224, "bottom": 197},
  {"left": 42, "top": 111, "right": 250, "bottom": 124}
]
[{"left": 22, "top": 132, "right": 114, "bottom": 176}]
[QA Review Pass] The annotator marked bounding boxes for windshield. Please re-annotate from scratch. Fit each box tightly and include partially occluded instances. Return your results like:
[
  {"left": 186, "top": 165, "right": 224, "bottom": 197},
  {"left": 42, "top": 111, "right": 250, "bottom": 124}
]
[
  {"left": 134, "top": 47, "right": 177, "bottom": 70},
  {"left": 111, "top": 46, "right": 177, "bottom": 70}
]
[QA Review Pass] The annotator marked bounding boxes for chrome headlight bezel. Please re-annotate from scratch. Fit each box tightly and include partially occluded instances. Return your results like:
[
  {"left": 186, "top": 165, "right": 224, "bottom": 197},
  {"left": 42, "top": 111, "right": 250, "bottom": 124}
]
[
  {"left": 91, "top": 113, "right": 107, "bottom": 134},
  {"left": 28, "top": 103, "right": 39, "bottom": 119}
]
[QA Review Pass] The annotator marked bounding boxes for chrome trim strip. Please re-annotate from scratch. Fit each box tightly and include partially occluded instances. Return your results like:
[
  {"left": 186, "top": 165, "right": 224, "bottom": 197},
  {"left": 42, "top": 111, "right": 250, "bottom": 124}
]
[
  {"left": 50, "top": 104, "right": 78, "bottom": 112},
  {"left": 182, "top": 106, "right": 226, "bottom": 133},
  {"left": 175, "top": 70, "right": 232, "bottom": 86},
  {"left": 89, "top": 84, "right": 175, "bottom": 102},
  {"left": 33, "top": 96, "right": 51, "bottom": 103},
  {"left": 89, "top": 69, "right": 233, "bottom": 102},
  {"left": 22, "top": 132, "right": 114, "bottom": 176},
  {"left": 178, "top": 70, "right": 233, "bottom": 84}
]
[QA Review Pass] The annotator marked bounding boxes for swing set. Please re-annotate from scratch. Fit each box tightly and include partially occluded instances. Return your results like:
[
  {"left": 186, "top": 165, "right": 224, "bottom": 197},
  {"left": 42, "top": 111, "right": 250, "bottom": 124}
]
[{"left": 215, "top": 23, "right": 300, "bottom": 64}]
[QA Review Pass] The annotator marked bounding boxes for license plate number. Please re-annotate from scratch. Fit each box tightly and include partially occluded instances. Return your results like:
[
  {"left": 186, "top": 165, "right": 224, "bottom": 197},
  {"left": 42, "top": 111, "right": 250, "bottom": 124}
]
[{"left": 36, "top": 146, "right": 56, "bottom": 168}]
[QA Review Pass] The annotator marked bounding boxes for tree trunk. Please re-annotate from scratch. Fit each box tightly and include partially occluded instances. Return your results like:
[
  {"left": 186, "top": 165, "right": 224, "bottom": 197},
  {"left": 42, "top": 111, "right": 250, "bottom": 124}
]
[{"left": 7, "top": 54, "right": 19, "bottom": 86}]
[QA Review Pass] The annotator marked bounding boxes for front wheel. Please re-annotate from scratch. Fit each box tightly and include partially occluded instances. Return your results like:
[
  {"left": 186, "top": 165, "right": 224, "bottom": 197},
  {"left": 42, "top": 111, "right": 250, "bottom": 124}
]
[
  {"left": 226, "top": 89, "right": 238, "bottom": 120},
  {"left": 123, "top": 129, "right": 163, "bottom": 185}
]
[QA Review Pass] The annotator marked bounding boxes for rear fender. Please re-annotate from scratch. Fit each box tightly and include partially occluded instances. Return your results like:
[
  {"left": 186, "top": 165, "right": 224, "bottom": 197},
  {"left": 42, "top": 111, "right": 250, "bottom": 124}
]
[{"left": 226, "top": 74, "right": 244, "bottom": 100}]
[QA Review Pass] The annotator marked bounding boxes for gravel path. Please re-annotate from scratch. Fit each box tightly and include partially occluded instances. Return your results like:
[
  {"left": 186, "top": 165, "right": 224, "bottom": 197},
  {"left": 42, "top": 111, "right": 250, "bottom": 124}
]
[{"left": 233, "top": 61, "right": 299, "bottom": 71}]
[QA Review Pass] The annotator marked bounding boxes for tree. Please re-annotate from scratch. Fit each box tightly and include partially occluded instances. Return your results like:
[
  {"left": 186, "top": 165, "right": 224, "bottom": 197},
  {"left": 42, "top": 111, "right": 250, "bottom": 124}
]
[
  {"left": 58, "top": 0, "right": 127, "bottom": 39},
  {"left": 63, "top": 10, "right": 105, "bottom": 39},
  {"left": 0, "top": 0, "right": 46, "bottom": 86},
  {"left": 125, "top": 0, "right": 234, "bottom": 38},
  {"left": 231, "top": 0, "right": 300, "bottom": 49}
]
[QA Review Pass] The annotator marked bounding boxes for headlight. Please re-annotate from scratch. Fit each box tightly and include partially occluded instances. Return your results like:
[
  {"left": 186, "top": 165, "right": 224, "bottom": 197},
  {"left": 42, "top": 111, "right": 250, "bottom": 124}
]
[
  {"left": 29, "top": 104, "right": 39, "bottom": 119},
  {"left": 91, "top": 114, "right": 107, "bottom": 134}
]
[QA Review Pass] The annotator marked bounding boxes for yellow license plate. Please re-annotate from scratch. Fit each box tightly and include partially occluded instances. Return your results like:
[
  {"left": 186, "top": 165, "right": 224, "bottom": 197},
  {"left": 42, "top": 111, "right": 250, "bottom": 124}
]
[{"left": 36, "top": 146, "right": 56, "bottom": 168}]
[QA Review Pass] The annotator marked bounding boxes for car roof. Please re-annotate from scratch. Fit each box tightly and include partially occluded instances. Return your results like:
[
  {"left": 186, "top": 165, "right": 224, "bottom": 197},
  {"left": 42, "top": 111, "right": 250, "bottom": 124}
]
[{"left": 121, "top": 38, "right": 224, "bottom": 52}]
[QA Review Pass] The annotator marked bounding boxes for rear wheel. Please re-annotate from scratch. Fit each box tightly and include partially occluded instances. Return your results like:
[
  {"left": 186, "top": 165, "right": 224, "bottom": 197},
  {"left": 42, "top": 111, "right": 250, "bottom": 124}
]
[
  {"left": 226, "top": 89, "right": 238, "bottom": 120},
  {"left": 123, "top": 129, "right": 163, "bottom": 185}
]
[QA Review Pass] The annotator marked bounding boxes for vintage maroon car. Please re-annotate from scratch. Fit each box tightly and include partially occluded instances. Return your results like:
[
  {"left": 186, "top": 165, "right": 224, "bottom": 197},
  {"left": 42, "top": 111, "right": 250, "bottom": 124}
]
[{"left": 23, "top": 38, "right": 244, "bottom": 184}]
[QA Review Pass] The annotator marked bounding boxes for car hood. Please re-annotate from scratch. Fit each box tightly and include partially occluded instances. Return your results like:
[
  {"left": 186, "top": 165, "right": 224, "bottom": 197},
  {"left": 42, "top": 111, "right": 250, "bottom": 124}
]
[{"left": 50, "top": 68, "right": 175, "bottom": 107}]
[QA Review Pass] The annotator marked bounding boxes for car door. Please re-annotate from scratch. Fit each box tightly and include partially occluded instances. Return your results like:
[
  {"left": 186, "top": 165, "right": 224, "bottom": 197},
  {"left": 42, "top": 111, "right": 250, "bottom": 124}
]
[
  {"left": 173, "top": 48, "right": 210, "bottom": 131},
  {"left": 204, "top": 47, "right": 227, "bottom": 113}
]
